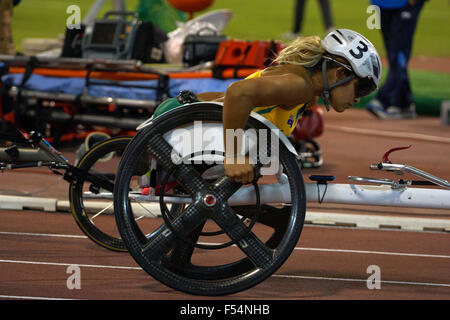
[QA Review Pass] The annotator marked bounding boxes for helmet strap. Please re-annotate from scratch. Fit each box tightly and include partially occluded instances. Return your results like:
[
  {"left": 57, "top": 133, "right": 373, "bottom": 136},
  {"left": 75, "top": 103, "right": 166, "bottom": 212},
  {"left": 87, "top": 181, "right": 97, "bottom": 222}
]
[{"left": 320, "top": 58, "right": 356, "bottom": 112}]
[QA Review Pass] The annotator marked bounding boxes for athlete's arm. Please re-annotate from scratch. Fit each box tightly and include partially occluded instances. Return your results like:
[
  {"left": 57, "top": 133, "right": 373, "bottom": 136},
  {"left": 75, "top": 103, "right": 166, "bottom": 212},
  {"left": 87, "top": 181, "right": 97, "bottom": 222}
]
[
  {"left": 197, "top": 92, "right": 225, "bottom": 102},
  {"left": 223, "top": 70, "right": 313, "bottom": 183}
]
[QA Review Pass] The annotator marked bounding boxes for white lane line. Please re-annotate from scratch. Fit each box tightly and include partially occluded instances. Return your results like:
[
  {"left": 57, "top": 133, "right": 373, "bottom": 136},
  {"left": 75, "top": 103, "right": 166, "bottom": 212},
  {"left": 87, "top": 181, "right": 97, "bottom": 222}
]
[
  {"left": 272, "top": 275, "right": 450, "bottom": 288},
  {"left": 0, "top": 259, "right": 449, "bottom": 289},
  {"left": 294, "top": 247, "right": 450, "bottom": 259},
  {"left": 0, "top": 294, "right": 77, "bottom": 300},
  {"left": 0, "top": 259, "right": 141, "bottom": 270},
  {"left": 0, "top": 231, "right": 87, "bottom": 239},
  {"left": 2, "top": 231, "right": 449, "bottom": 259}
]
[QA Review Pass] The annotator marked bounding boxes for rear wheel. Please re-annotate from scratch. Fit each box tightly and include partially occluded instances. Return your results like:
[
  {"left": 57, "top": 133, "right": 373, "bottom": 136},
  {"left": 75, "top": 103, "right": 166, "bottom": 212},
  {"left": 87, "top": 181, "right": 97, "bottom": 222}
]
[{"left": 114, "top": 103, "right": 307, "bottom": 295}]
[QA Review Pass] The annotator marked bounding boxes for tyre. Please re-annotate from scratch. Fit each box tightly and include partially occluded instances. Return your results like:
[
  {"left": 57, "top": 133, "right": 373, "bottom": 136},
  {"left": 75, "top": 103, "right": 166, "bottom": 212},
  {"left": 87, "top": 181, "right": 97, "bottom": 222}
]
[
  {"left": 69, "top": 136, "right": 132, "bottom": 252},
  {"left": 114, "top": 103, "right": 306, "bottom": 295}
]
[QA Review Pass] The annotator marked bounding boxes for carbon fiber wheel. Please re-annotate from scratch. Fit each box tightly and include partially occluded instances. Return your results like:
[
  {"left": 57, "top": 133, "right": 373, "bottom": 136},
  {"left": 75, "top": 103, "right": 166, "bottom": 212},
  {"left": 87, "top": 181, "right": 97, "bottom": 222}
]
[
  {"left": 114, "top": 103, "right": 306, "bottom": 295},
  {"left": 69, "top": 136, "right": 132, "bottom": 252}
]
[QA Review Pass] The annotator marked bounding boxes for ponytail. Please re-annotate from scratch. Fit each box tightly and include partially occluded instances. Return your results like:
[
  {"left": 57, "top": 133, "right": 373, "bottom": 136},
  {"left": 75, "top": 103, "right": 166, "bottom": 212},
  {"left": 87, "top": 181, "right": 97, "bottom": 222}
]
[{"left": 274, "top": 35, "right": 326, "bottom": 67}]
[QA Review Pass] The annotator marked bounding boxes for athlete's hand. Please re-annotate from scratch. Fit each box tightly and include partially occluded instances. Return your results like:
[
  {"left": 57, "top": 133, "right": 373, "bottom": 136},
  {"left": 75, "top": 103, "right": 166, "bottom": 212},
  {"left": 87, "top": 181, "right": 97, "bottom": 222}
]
[{"left": 224, "top": 156, "right": 254, "bottom": 184}]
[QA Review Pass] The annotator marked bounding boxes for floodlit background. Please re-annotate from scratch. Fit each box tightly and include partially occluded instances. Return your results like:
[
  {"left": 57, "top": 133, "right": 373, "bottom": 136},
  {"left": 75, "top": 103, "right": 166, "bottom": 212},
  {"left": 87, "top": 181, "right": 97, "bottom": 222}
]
[
  {"left": 11, "top": 0, "right": 450, "bottom": 56},
  {"left": 9, "top": 0, "right": 450, "bottom": 114}
]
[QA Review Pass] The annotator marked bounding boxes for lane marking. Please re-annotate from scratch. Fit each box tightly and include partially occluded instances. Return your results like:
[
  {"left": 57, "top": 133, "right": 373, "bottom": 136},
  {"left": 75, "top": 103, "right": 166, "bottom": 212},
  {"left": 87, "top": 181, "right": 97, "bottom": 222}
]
[
  {"left": 0, "top": 259, "right": 448, "bottom": 289},
  {"left": 0, "top": 231, "right": 87, "bottom": 239},
  {"left": 294, "top": 247, "right": 450, "bottom": 259},
  {"left": 272, "top": 275, "right": 450, "bottom": 288},
  {"left": 1, "top": 231, "right": 449, "bottom": 259},
  {"left": 0, "top": 294, "right": 77, "bottom": 300},
  {"left": 0, "top": 259, "right": 141, "bottom": 270}
]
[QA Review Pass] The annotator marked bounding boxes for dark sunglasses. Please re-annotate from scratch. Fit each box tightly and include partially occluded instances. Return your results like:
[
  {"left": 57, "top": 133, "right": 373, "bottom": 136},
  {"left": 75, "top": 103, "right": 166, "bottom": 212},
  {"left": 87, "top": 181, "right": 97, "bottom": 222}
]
[
  {"left": 322, "top": 56, "right": 378, "bottom": 98},
  {"left": 354, "top": 77, "right": 377, "bottom": 98}
]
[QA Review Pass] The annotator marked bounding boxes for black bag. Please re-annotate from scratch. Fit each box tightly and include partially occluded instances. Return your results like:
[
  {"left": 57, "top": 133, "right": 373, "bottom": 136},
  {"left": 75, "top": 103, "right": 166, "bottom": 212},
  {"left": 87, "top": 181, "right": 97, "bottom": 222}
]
[
  {"left": 131, "top": 22, "right": 168, "bottom": 63},
  {"left": 60, "top": 24, "right": 86, "bottom": 58},
  {"left": 182, "top": 31, "right": 227, "bottom": 67}
]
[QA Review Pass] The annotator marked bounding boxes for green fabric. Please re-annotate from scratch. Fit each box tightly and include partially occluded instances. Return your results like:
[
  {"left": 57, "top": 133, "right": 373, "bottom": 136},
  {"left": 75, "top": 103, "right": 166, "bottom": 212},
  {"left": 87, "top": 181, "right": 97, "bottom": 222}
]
[
  {"left": 152, "top": 98, "right": 182, "bottom": 119},
  {"left": 254, "top": 105, "right": 278, "bottom": 115},
  {"left": 153, "top": 95, "right": 202, "bottom": 118},
  {"left": 136, "top": 0, "right": 187, "bottom": 33},
  {"left": 295, "top": 104, "right": 307, "bottom": 122}
]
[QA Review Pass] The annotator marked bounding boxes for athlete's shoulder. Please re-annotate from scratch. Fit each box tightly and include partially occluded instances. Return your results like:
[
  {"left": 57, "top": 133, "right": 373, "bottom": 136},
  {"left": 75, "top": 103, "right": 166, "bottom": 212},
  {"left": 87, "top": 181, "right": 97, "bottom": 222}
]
[
  {"left": 261, "top": 64, "right": 313, "bottom": 89},
  {"left": 261, "top": 64, "right": 309, "bottom": 77}
]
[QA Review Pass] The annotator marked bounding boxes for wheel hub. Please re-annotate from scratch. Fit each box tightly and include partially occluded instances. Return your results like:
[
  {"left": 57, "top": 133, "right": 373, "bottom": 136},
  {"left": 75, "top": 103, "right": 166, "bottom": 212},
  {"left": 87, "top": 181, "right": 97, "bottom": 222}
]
[{"left": 203, "top": 194, "right": 217, "bottom": 207}]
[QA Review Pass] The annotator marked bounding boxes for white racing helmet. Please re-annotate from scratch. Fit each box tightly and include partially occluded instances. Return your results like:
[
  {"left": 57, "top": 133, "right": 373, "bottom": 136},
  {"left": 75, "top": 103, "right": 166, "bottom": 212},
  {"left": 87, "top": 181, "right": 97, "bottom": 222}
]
[{"left": 319, "top": 29, "right": 382, "bottom": 110}]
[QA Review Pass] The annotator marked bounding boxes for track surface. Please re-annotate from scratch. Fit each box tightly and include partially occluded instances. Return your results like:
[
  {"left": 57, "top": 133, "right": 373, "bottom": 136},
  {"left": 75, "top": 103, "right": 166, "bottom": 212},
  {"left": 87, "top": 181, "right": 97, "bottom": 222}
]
[{"left": 0, "top": 108, "right": 449, "bottom": 301}]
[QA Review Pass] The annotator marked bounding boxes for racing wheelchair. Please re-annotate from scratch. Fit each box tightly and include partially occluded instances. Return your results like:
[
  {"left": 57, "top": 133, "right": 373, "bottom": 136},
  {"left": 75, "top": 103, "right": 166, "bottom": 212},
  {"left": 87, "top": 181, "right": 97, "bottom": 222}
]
[{"left": 112, "top": 101, "right": 450, "bottom": 295}]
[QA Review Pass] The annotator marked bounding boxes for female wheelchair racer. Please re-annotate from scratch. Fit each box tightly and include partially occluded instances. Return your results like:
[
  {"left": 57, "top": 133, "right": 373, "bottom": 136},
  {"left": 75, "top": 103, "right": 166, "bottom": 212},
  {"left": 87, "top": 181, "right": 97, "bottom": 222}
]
[
  {"left": 153, "top": 29, "right": 382, "bottom": 184},
  {"left": 112, "top": 29, "right": 383, "bottom": 295}
]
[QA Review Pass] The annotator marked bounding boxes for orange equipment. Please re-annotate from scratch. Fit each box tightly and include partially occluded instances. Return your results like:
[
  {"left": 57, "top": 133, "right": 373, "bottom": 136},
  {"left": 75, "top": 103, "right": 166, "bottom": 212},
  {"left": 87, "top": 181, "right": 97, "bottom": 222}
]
[{"left": 215, "top": 40, "right": 286, "bottom": 69}]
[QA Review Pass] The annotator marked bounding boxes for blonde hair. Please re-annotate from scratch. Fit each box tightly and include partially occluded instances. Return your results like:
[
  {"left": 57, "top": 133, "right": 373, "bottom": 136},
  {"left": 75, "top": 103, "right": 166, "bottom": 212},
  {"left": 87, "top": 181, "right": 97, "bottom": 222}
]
[{"left": 274, "top": 35, "right": 326, "bottom": 67}]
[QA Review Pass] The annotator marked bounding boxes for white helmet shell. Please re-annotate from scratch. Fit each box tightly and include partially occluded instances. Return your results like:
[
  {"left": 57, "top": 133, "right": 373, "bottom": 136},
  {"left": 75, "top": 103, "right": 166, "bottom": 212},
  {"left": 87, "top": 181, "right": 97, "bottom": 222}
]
[{"left": 321, "top": 29, "right": 382, "bottom": 87}]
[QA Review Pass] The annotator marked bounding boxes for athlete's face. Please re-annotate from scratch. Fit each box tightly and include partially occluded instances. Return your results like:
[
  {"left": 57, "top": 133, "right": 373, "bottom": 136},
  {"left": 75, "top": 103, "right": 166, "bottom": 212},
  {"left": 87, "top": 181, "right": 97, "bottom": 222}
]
[{"left": 329, "top": 68, "right": 360, "bottom": 112}]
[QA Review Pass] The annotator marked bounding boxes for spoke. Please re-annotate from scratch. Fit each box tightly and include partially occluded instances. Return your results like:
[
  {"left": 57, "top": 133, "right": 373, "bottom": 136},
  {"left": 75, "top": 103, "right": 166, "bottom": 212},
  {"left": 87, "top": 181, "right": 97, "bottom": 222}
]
[
  {"left": 90, "top": 202, "right": 113, "bottom": 220},
  {"left": 212, "top": 175, "right": 243, "bottom": 201},
  {"left": 136, "top": 201, "right": 161, "bottom": 217},
  {"left": 211, "top": 205, "right": 274, "bottom": 269},
  {"left": 166, "top": 222, "right": 206, "bottom": 267},
  {"left": 141, "top": 201, "right": 208, "bottom": 262},
  {"left": 140, "top": 225, "right": 176, "bottom": 262},
  {"left": 146, "top": 133, "right": 208, "bottom": 194},
  {"left": 231, "top": 205, "right": 291, "bottom": 249}
]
